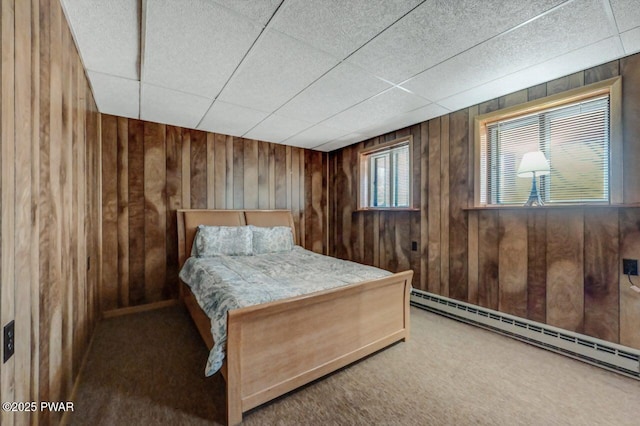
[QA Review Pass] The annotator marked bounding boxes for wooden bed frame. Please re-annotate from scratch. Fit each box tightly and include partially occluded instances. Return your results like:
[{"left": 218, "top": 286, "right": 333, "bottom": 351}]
[{"left": 177, "top": 209, "right": 413, "bottom": 425}]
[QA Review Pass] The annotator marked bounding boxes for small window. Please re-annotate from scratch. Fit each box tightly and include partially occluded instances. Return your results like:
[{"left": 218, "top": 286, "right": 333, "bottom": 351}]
[
  {"left": 475, "top": 77, "right": 621, "bottom": 206},
  {"left": 359, "top": 137, "right": 412, "bottom": 209}
]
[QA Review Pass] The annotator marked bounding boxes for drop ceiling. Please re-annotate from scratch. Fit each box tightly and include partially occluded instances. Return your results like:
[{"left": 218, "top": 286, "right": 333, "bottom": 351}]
[{"left": 61, "top": 0, "right": 640, "bottom": 152}]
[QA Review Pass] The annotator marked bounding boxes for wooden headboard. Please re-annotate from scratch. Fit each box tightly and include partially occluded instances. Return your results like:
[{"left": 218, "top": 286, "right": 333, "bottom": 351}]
[{"left": 177, "top": 209, "right": 297, "bottom": 268}]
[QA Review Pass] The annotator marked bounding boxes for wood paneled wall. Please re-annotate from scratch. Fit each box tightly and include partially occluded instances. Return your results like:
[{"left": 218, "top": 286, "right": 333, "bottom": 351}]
[
  {"left": 0, "top": 0, "right": 102, "bottom": 424},
  {"left": 330, "top": 54, "right": 640, "bottom": 350},
  {"left": 100, "top": 116, "right": 328, "bottom": 311}
]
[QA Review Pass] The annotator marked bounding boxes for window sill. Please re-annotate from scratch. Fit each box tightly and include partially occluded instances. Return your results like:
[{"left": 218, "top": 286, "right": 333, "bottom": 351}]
[
  {"left": 464, "top": 203, "right": 640, "bottom": 211},
  {"left": 356, "top": 208, "right": 420, "bottom": 212}
]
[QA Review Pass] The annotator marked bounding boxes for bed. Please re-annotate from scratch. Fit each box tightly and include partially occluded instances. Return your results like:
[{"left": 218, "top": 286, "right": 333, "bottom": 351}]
[{"left": 177, "top": 209, "right": 413, "bottom": 425}]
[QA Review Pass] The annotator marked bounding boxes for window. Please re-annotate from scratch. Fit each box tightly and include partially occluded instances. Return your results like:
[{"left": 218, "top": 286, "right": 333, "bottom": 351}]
[
  {"left": 475, "top": 77, "right": 622, "bottom": 206},
  {"left": 359, "top": 137, "right": 412, "bottom": 209}
]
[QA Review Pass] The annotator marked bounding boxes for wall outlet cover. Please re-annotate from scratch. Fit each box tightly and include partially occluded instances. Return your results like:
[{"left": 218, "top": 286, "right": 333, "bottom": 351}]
[
  {"left": 623, "top": 259, "right": 638, "bottom": 276},
  {"left": 3, "top": 320, "right": 15, "bottom": 363}
]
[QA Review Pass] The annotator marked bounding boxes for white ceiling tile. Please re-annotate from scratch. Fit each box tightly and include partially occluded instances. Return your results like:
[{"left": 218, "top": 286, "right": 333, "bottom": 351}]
[
  {"left": 244, "top": 114, "right": 313, "bottom": 143},
  {"left": 198, "top": 100, "right": 270, "bottom": 137},
  {"left": 271, "top": 0, "right": 422, "bottom": 58},
  {"left": 61, "top": 0, "right": 139, "bottom": 79},
  {"left": 143, "top": 0, "right": 262, "bottom": 98},
  {"left": 277, "top": 62, "right": 392, "bottom": 123},
  {"left": 363, "top": 103, "right": 450, "bottom": 136},
  {"left": 283, "top": 124, "right": 348, "bottom": 149},
  {"left": 621, "top": 26, "right": 640, "bottom": 55},
  {"left": 87, "top": 71, "right": 139, "bottom": 119},
  {"left": 610, "top": 0, "right": 640, "bottom": 32},
  {"left": 438, "top": 36, "right": 624, "bottom": 112},
  {"left": 140, "top": 84, "right": 212, "bottom": 129},
  {"left": 347, "top": 0, "right": 565, "bottom": 84},
  {"left": 313, "top": 133, "right": 368, "bottom": 152},
  {"left": 402, "top": 0, "right": 616, "bottom": 102},
  {"left": 218, "top": 29, "right": 340, "bottom": 112},
  {"left": 321, "top": 88, "right": 430, "bottom": 132},
  {"left": 211, "top": 0, "right": 281, "bottom": 25}
]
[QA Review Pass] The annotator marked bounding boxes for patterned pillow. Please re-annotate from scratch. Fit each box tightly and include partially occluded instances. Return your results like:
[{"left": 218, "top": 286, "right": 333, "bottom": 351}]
[
  {"left": 193, "top": 225, "right": 253, "bottom": 257},
  {"left": 249, "top": 225, "right": 294, "bottom": 254}
]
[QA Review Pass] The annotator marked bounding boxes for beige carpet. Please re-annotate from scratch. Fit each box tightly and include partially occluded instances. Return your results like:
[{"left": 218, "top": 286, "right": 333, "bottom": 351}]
[{"left": 66, "top": 305, "right": 640, "bottom": 425}]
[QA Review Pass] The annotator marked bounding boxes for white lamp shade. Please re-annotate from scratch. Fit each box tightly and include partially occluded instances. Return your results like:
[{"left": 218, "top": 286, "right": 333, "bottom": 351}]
[{"left": 517, "top": 151, "right": 550, "bottom": 177}]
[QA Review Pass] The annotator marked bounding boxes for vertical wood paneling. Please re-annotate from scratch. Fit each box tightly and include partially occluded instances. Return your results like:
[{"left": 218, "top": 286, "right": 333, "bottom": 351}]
[
  {"left": 409, "top": 124, "right": 421, "bottom": 287},
  {"left": 268, "top": 144, "right": 276, "bottom": 209},
  {"left": 299, "top": 148, "right": 306, "bottom": 248},
  {"left": 213, "top": 133, "right": 226, "bottom": 209},
  {"left": 244, "top": 138, "right": 258, "bottom": 209},
  {"left": 225, "top": 135, "right": 233, "bottom": 209},
  {"left": 498, "top": 211, "right": 528, "bottom": 317},
  {"left": 1, "top": 1, "right": 17, "bottom": 422},
  {"left": 233, "top": 138, "right": 244, "bottom": 209},
  {"left": 61, "top": 21, "right": 74, "bottom": 402},
  {"left": 546, "top": 71, "right": 584, "bottom": 95},
  {"left": 189, "top": 130, "right": 207, "bottom": 209},
  {"left": 37, "top": 0, "right": 51, "bottom": 416},
  {"left": 0, "top": 0, "right": 101, "bottom": 422},
  {"left": 48, "top": 1, "right": 63, "bottom": 412},
  {"left": 584, "top": 60, "right": 619, "bottom": 84},
  {"left": 274, "top": 144, "right": 287, "bottom": 209},
  {"left": 305, "top": 150, "right": 325, "bottom": 254},
  {"left": 206, "top": 133, "right": 215, "bottom": 209},
  {"left": 165, "top": 126, "right": 182, "bottom": 300},
  {"left": 291, "top": 147, "right": 301, "bottom": 245},
  {"left": 583, "top": 209, "right": 619, "bottom": 342},
  {"left": 258, "top": 140, "right": 269, "bottom": 209},
  {"left": 116, "top": 117, "right": 129, "bottom": 307},
  {"left": 30, "top": 0, "right": 41, "bottom": 414},
  {"left": 440, "top": 115, "right": 450, "bottom": 296},
  {"left": 546, "top": 210, "right": 584, "bottom": 333},
  {"left": 419, "top": 122, "right": 429, "bottom": 291},
  {"left": 478, "top": 211, "right": 499, "bottom": 310},
  {"left": 336, "top": 148, "right": 351, "bottom": 259},
  {"left": 14, "top": 0, "right": 32, "bottom": 417},
  {"left": 101, "top": 116, "right": 118, "bottom": 311},
  {"left": 527, "top": 83, "right": 547, "bottom": 101},
  {"left": 498, "top": 89, "right": 527, "bottom": 109},
  {"left": 526, "top": 210, "right": 546, "bottom": 322},
  {"left": 180, "top": 129, "right": 191, "bottom": 209},
  {"left": 143, "top": 123, "right": 167, "bottom": 303},
  {"left": 427, "top": 119, "right": 441, "bottom": 293},
  {"left": 448, "top": 110, "right": 468, "bottom": 301},
  {"left": 128, "top": 120, "right": 145, "bottom": 304},
  {"left": 467, "top": 106, "right": 479, "bottom": 304}
]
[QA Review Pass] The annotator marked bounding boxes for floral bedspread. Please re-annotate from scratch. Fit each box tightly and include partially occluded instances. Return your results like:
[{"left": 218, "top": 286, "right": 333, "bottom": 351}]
[{"left": 178, "top": 246, "right": 391, "bottom": 376}]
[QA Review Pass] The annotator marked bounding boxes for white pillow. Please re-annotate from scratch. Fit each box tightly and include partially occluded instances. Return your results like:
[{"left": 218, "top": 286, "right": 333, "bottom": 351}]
[
  {"left": 192, "top": 225, "right": 253, "bottom": 257},
  {"left": 249, "top": 225, "right": 294, "bottom": 254}
]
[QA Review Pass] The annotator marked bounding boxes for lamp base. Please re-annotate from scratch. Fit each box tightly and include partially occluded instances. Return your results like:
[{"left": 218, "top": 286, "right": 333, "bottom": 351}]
[{"left": 524, "top": 174, "right": 544, "bottom": 207}]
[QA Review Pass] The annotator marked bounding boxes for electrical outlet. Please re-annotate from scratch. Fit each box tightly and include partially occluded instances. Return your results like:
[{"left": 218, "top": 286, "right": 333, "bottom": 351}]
[
  {"left": 623, "top": 259, "right": 638, "bottom": 276},
  {"left": 3, "top": 320, "right": 15, "bottom": 363}
]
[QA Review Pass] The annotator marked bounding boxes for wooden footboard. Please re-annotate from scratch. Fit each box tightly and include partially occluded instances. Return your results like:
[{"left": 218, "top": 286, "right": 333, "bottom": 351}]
[{"left": 225, "top": 270, "right": 412, "bottom": 425}]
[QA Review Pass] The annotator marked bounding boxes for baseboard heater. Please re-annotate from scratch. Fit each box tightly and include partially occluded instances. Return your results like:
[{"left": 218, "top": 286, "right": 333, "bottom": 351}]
[{"left": 411, "top": 289, "right": 640, "bottom": 379}]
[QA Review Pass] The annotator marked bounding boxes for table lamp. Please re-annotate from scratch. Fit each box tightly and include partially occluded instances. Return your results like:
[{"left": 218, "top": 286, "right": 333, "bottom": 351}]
[{"left": 517, "top": 151, "right": 550, "bottom": 206}]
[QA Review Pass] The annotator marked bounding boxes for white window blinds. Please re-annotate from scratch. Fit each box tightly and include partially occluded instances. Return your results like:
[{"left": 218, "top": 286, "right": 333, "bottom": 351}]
[
  {"left": 481, "top": 95, "right": 610, "bottom": 205},
  {"left": 359, "top": 140, "right": 411, "bottom": 208}
]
